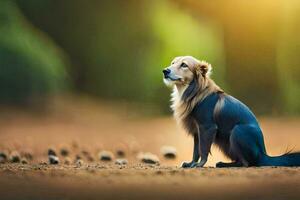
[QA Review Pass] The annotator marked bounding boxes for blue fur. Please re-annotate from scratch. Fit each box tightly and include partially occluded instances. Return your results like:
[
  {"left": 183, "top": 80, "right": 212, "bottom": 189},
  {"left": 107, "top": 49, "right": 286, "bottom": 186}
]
[{"left": 189, "top": 92, "right": 300, "bottom": 167}]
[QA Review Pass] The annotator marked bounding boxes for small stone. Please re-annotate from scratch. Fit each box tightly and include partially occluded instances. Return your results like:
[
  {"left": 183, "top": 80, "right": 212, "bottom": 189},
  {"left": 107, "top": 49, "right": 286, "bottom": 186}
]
[
  {"left": 115, "top": 158, "right": 128, "bottom": 165},
  {"left": 155, "top": 170, "right": 163, "bottom": 175},
  {"left": 0, "top": 152, "right": 7, "bottom": 163},
  {"left": 10, "top": 151, "right": 21, "bottom": 163},
  {"left": 75, "top": 154, "right": 81, "bottom": 160},
  {"left": 74, "top": 154, "right": 82, "bottom": 164},
  {"left": 116, "top": 150, "right": 125, "bottom": 157},
  {"left": 0, "top": 151, "right": 7, "bottom": 159},
  {"left": 60, "top": 148, "right": 69, "bottom": 156},
  {"left": 49, "top": 155, "right": 59, "bottom": 164},
  {"left": 98, "top": 151, "right": 114, "bottom": 161},
  {"left": 138, "top": 152, "right": 160, "bottom": 164},
  {"left": 75, "top": 159, "right": 84, "bottom": 166},
  {"left": 160, "top": 146, "right": 177, "bottom": 159},
  {"left": 48, "top": 148, "right": 57, "bottom": 156},
  {"left": 64, "top": 157, "right": 72, "bottom": 165},
  {"left": 21, "top": 158, "right": 28, "bottom": 164},
  {"left": 0, "top": 157, "right": 5, "bottom": 164}
]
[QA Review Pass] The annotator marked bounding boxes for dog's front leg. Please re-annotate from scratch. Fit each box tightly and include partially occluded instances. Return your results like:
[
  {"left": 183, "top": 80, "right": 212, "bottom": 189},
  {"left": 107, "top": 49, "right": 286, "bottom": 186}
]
[
  {"left": 194, "top": 125, "right": 217, "bottom": 168},
  {"left": 181, "top": 134, "right": 199, "bottom": 168}
]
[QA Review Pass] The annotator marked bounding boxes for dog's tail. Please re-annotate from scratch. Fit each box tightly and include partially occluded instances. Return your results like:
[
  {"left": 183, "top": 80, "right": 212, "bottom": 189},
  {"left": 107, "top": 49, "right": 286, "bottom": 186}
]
[{"left": 259, "top": 152, "right": 300, "bottom": 167}]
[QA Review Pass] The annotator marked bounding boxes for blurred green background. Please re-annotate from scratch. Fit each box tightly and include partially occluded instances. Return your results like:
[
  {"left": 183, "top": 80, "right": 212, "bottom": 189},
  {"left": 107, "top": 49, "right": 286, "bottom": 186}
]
[{"left": 1, "top": 0, "right": 299, "bottom": 115}]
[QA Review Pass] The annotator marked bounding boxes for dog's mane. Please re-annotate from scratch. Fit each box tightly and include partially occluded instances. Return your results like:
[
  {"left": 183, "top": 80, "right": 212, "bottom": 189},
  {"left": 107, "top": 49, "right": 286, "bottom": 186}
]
[{"left": 171, "top": 75, "right": 222, "bottom": 134}]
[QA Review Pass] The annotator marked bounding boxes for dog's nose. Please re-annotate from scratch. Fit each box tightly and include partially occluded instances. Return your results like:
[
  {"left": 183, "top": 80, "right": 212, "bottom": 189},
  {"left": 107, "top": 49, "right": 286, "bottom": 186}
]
[{"left": 163, "top": 69, "right": 171, "bottom": 76}]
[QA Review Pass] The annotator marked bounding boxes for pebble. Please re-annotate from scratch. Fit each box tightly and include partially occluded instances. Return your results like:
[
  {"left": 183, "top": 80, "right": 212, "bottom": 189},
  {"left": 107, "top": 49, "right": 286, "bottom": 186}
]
[
  {"left": 64, "top": 157, "right": 72, "bottom": 165},
  {"left": 48, "top": 148, "right": 57, "bottom": 156},
  {"left": 75, "top": 154, "right": 82, "bottom": 160},
  {"left": 9, "top": 151, "right": 21, "bottom": 163},
  {"left": 75, "top": 159, "right": 84, "bottom": 166},
  {"left": 0, "top": 157, "right": 5, "bottom": 164},
  {"left": 138, "top": 152, "right": 160, "bottom": 164},
  {"left": 49, "top": 155, "right": 59, "bottom": 164},
  {"left": 115, "top": 158, "right": 128, "bottom": 165},
  {"left": 0, "top": 152, "right": 7, "bottom": 164},
  {"left": 98, "top": 151, "right": 114, "bottom": 161},
  {"left": 21, "top": 158, "right": 28, "bottom": 164},
  {"left": 116, "top": 149, "right": 125, "bottom": 157},
  {"left": 160, "top": 146, "right": 177, "bottom": 159},
  {"left": 60, "top": 148, "right": 69, "bottom": 156}
]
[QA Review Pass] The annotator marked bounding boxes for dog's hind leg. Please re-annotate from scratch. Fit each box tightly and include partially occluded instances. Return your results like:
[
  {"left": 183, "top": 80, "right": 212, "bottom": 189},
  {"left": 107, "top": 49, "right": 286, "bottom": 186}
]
[{"left": 228, "top": 124, "right": 266, "bottom": 167}]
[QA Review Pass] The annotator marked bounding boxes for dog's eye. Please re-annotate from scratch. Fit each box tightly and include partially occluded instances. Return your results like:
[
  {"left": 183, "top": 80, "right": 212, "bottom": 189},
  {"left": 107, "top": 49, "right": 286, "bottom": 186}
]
[{"left": 180, "top": 63, "right": 188, "bottom": 68}]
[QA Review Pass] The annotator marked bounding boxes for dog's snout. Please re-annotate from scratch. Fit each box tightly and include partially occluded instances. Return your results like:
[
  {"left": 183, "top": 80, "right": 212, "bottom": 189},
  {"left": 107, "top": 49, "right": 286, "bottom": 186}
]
[{"left": 163, "top": 69, "right": 171, "bottom": 77}]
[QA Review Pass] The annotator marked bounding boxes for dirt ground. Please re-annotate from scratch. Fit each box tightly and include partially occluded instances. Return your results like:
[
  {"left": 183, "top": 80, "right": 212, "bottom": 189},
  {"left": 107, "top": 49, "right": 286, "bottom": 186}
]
[{"left": 0, "top": 97, "right": 300, "bottom": 200}]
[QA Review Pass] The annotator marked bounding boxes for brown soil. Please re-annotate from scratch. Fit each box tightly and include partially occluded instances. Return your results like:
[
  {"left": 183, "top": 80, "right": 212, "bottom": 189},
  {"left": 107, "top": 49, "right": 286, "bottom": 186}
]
[{"left": 0, "top": 97, "right": 300, "bottom": 200}]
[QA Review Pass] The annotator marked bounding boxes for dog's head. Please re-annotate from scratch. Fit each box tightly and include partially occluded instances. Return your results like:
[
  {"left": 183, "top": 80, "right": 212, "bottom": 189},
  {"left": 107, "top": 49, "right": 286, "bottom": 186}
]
[{"left": 163, "top": 56, "right": 212, "bottom": 87}]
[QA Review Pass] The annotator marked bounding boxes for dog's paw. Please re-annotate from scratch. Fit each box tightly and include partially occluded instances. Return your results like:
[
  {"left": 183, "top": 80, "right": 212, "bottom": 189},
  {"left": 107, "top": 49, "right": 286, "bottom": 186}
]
[
  {"left": 192, "top": 162, "right": 205, "bottom": 168},
  {"left": 193, "top": 159, "right": 207, "bottom": 168},
  {"left": 216, "top": 162, "right": 226, "bottom": 168},
  {"left": 181, "top": 161, "right": 196, "bottom": 168}
]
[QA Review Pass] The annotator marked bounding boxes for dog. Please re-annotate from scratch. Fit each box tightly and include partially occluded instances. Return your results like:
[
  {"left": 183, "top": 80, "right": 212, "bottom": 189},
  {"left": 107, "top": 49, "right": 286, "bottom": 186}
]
[{"left": 163, "top": 56, "right": 300, "bottom": 168}]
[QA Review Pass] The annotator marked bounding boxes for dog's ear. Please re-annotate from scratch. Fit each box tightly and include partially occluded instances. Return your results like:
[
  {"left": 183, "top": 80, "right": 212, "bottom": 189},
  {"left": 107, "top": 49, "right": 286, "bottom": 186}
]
[
  {"left": 196, "top": 61, "right": 212, "bottom": 77},
  {"left": 182, "top": 78, "right": 198, "bottom": 102}
]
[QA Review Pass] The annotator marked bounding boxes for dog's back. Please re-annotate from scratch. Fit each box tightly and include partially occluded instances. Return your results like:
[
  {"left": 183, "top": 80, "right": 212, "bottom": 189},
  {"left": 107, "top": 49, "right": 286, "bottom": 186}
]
[{"left": 214, "top": 94, "right": 260, "bottom": 135}]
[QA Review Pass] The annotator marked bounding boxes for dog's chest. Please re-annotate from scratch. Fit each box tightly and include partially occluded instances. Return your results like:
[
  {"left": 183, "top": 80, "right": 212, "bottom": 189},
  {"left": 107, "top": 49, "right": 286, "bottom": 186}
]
[
  {"left": 181, "top": 114, "right": 199, "bottom": 135},
  {"left": 172, "top": 99, "right": 197, "bottom": 135},
  {"left": 191, "top": 93, "right": 220, "bottom": 123},
  {"left": 171, "top": 87, "right": 221, "bottom": 135},
  {"left": 175, "top": 93, "right": 220, "bottom": 135}
]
